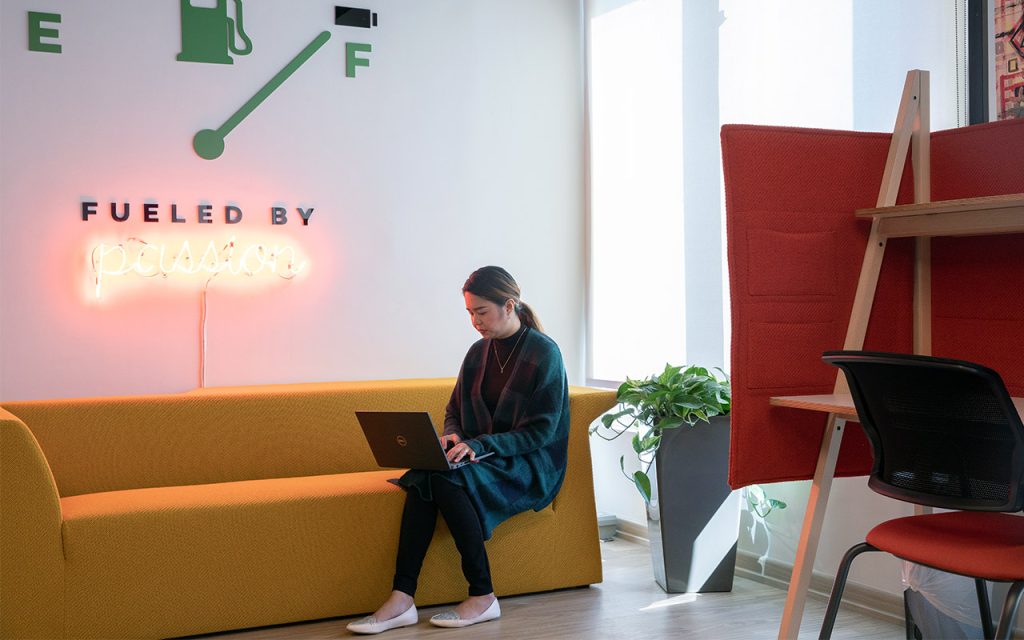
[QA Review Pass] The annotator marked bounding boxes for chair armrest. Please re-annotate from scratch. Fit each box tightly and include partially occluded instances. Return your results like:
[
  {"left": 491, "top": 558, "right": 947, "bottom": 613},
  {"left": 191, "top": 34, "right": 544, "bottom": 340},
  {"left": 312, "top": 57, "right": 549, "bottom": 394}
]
[{"left": 1, "top": 408, "right": 64, "bottom": 639}]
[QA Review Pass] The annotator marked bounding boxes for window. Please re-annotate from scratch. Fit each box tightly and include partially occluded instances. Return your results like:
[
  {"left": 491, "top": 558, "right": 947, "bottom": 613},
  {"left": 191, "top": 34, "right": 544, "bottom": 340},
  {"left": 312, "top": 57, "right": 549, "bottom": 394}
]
[
  {"left": 586, "top": 0, "right": 968, "bottom": 386},
  {"left": 586, "top": 0, "right": 685, "bottom": 384}
]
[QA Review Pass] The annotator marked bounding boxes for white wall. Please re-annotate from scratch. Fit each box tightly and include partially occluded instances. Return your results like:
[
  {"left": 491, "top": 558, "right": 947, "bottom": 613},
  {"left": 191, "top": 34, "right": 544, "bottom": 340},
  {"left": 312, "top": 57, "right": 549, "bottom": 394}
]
[{"left": 0, "top": 0, "right": 586, "bottom": 400}]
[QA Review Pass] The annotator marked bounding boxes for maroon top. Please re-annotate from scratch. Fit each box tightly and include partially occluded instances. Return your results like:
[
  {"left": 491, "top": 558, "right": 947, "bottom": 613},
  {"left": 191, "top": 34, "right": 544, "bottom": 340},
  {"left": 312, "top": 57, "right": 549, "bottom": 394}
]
[{"left": 481, "top": 324, "right": 529, "bottom": 422}]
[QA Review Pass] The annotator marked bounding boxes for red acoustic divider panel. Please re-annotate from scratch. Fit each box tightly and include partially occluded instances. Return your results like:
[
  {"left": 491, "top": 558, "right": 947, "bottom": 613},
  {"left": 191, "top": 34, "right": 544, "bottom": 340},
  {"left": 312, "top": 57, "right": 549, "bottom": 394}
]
[
  {"left": 930, "top": 122, "right": 1024, "bottom": 395},
  {"left": 722, "top": 119, "right": 1024, "bottom": 489}
]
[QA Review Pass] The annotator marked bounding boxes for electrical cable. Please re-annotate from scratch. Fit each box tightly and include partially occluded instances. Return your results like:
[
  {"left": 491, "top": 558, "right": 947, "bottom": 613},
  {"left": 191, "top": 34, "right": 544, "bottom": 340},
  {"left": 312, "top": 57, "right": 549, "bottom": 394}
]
[{"left": 199, "top": 278, "right": 212, "bottom": 388}]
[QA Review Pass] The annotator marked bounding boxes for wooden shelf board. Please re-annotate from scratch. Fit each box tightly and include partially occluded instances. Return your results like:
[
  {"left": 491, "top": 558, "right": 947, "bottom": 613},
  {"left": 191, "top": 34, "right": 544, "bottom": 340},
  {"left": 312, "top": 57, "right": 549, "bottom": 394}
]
[
  {"left": 768, "top": 394, "right": 860, "bottom": 421},
  {"left": 877, "top": 208, "right": 1024, "bottom": 238},
  {"left": 770, "top": 394, "right": 1024, "bottom": 421},
  {"left": 855, "top": 192, "right": 1024, "bottom": 219}
]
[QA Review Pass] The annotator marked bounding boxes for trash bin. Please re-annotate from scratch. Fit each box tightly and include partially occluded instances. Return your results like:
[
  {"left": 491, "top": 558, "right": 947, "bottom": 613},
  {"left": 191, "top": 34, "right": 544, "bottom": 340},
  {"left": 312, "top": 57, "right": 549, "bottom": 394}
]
[{"left": 903, "top": 562, "right": 989, "bottom": 639}]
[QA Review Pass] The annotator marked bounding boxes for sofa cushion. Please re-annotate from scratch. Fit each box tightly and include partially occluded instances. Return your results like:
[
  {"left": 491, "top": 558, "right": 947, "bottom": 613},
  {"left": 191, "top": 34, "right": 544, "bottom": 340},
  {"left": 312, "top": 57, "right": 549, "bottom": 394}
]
[
  {"left": 60, "top": 469, "right": 556, "bottom": 639},
  {"left": 61, "top": 470, "right": 402, "bottom": 637}
]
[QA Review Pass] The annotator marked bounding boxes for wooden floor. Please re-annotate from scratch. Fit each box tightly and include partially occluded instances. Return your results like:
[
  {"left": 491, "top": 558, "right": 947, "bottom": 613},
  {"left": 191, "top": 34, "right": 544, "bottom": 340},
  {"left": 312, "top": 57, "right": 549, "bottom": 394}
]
[{"left": 184, "top": 539, "right": 904, "bottom": 639}]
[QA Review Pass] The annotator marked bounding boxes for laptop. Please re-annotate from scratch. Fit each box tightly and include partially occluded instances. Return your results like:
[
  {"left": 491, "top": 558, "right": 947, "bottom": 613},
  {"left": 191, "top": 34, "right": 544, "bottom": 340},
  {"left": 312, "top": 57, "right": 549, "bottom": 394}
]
[{"left": 355, "top": 411, "right": 494, "bottom": 471}]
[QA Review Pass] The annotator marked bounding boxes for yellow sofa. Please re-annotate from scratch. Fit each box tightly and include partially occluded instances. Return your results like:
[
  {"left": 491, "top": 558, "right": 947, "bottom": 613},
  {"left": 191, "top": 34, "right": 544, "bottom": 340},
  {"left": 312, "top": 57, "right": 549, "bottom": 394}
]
[{"left": 0, "top": 378, "right": 615, "bottom": 639}]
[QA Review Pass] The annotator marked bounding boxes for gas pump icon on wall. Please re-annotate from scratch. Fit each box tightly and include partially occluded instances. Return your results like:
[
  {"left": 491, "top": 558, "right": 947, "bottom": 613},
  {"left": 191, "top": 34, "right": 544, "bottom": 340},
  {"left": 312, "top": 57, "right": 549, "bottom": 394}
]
[{"left": 176, "top": 0, "right": 253, "bottom": 65}]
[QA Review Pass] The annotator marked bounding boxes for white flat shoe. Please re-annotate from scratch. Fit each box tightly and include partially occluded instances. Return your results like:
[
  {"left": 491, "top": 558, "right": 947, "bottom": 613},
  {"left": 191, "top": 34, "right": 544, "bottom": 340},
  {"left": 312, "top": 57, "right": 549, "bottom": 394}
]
[
  {"left": 429, "top": 598, "right": 500, "bottom": 628},
  {"left": 346, "top": 604, "right": 418, "bottom": 634}
]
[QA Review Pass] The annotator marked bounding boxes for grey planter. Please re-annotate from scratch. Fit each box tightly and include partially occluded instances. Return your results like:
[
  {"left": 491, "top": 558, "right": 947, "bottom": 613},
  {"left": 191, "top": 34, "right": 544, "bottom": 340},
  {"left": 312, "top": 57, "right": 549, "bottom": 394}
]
[{"left": 647, "top": 414, "right": 740, "bottom": 593}]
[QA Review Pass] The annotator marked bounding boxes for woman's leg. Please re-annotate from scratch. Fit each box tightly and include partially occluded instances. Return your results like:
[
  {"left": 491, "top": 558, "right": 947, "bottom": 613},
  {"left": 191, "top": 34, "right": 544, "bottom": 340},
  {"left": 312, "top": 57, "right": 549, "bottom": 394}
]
[
  {"left": 429, "top": 475, "right": 493, "bottom": 597},
  {"left": 363, "top": 489, "right": 437, "bottom": 623},
  {"left": 392, "top": 488, "right": 438, "bottom": 597}
]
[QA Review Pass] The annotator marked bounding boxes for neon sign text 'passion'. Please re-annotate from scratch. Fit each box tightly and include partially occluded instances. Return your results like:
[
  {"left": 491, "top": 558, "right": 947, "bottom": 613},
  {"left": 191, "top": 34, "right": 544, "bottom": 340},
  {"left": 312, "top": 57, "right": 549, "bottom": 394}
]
[{"left": 90, "top": 236, "right": 309, "bottom": 298}]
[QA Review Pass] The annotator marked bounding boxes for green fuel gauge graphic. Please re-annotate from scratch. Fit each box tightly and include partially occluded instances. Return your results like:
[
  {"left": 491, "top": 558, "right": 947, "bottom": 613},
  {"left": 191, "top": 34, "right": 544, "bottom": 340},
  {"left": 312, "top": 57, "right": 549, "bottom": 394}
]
[
  {"left": 184, "top": 4, "right": 377, "bottom": 160},
  {"left": 176, "top": 0, "right": 252, "bottom": 65},
  {"left": 192, "top": 30, "right": 332, "bottom": 160}
]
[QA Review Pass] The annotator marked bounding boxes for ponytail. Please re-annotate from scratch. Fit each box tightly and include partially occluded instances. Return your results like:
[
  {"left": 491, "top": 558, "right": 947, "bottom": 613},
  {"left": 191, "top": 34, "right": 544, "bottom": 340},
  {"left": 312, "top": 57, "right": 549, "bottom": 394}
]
[{"left": 516, "top": 301, "right": 544, "bottom": 333}]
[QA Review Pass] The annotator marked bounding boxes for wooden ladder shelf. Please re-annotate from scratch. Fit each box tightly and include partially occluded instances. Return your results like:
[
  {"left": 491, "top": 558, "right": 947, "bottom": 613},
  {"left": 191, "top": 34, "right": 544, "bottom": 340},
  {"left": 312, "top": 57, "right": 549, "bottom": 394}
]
[{"left": 776, "top": 69, "right": 1024, "bottom": 640}]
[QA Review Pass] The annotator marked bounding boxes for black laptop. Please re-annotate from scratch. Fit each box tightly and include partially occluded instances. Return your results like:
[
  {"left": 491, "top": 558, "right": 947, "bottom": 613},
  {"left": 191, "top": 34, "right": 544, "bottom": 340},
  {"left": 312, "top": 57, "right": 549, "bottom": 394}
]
[{"left": 355, "top": 411, "right": 494, "bottom": 471}]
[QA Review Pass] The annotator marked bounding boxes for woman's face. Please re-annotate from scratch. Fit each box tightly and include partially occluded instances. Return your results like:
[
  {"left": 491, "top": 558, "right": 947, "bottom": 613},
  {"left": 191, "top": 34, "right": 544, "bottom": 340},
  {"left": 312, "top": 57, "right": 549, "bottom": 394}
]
[{"left": 465, "top": 292, "right": 516, "bottom": 339}]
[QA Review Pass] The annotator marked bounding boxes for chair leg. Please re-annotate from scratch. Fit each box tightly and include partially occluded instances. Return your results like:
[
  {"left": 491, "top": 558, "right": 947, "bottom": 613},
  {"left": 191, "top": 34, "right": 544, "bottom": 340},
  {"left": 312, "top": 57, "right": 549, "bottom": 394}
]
[
  {"left": 819, "top": 542, "right": 879, "bottom": 640},
  {"left": 994, "top": 581, "right": 1024, "bottom": 640},
  {"left": 976, "top": 578, "right": 994, "bottom": 639},
  {"left": 904, "top": 589, "right": 918, "bottom": 640}
]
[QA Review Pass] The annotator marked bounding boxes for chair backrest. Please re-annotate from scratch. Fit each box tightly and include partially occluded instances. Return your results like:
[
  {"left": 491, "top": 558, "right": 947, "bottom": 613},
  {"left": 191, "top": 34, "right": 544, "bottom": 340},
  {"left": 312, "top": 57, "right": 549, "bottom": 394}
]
[{"left": 823, "top": 351, "right": 1024, "bottom": 512}]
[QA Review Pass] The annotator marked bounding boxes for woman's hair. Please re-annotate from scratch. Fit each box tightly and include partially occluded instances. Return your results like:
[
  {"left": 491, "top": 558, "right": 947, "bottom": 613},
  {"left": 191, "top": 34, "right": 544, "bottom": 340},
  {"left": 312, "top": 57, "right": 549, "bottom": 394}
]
[{"left": 463, "top": 266, "right": 544, "bottom": 332}]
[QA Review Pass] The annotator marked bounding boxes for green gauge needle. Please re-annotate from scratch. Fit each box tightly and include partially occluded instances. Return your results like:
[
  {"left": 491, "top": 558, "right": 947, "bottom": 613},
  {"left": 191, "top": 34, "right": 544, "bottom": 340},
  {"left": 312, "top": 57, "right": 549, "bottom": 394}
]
[{"left": 193, "top": 30, "right": 332, "bottom": 160}]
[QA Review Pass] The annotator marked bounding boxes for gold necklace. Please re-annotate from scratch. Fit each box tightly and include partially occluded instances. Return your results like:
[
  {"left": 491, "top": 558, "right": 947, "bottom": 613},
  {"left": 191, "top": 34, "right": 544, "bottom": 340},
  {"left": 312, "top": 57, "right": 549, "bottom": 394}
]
[{"left": 493, "top": 327, "right": 527, "bottom": 374}]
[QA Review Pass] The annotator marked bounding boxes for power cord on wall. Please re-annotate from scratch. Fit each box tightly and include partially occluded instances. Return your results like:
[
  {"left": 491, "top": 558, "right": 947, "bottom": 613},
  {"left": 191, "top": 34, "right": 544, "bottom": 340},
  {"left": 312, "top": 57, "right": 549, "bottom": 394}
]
[
  {"left": 196, "top": 241, "right": 304, "bottom": 388},
  {"left": 199, "top": 280, "right": 212, "bottom": 388}
]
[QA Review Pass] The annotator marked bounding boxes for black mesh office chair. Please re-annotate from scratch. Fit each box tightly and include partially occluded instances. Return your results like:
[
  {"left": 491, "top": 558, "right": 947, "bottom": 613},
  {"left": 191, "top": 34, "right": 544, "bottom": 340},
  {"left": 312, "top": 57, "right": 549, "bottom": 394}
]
[{"left": 820, "top": 351, "right": 1024, "bottom": 640}]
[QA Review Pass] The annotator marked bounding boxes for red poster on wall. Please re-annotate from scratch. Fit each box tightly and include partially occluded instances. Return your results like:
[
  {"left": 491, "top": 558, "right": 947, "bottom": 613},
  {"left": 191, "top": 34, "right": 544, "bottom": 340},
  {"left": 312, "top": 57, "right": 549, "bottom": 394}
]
[{"left": 996, "top": 0, "right": 1024, "bottom": 119}]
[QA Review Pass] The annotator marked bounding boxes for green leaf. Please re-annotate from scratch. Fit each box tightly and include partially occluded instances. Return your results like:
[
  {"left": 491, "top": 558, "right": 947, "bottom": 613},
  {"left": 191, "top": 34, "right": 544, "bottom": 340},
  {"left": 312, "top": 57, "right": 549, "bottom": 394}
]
[
  {"left": 658, "top": 364, "right": 682, "bottom": 386},
  {"left": 601, "top": 408, "right": 632, "bottom": 427},
  {"left": 637, "top": 433, "right": 661, "bottom": 453},
  {"left": 633, "top": 470, "right": 652, "bottom": 504},
  {"left": 747, "top": 485, "right": 787, "bottom": 517},
  {"left": 618, "top": 455, "right": 634, "bottom": 484},
  {"left": 656, "top": 416, "right": 686, "bottom": 430},
  {"left": 674, "top": 395, "right": 703, "bottom": 409}
]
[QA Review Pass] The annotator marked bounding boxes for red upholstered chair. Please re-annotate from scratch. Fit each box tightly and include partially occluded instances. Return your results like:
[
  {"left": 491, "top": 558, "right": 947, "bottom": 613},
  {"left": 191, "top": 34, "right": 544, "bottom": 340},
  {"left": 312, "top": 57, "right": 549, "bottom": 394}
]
[{"left": 819, "top": 351, "right": 1024, "bottom": 640}]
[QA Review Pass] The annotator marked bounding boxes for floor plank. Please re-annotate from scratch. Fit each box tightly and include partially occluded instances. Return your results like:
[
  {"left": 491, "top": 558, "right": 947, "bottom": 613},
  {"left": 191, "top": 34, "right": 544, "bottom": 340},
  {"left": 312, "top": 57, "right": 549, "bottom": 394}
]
[{"left": 181, "top": 539, "right": 904, "bottom": 639}]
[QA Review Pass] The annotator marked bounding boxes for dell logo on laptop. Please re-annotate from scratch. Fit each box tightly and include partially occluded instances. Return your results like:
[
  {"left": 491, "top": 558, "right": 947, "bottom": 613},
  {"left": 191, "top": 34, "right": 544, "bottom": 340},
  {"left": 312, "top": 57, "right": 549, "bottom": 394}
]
[{"left": 395, "top": 436, "right": 407, "bottom": 447}]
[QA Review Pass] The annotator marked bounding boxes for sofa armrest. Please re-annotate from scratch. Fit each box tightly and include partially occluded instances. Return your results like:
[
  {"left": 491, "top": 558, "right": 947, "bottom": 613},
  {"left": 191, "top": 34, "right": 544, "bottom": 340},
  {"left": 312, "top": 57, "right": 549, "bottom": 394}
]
[
  {"left": 552, "top": 387, "right": 617, "bottom": 513},
  {"left": 1, "top": 408, "right": 64, "bottom": 639}
]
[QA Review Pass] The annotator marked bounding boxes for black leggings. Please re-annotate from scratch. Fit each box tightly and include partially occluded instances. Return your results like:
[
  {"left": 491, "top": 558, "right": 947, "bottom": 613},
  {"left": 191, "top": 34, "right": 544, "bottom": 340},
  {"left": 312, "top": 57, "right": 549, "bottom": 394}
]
[{"left": 392, "top": 475, "right": 493, "bottom": 597}]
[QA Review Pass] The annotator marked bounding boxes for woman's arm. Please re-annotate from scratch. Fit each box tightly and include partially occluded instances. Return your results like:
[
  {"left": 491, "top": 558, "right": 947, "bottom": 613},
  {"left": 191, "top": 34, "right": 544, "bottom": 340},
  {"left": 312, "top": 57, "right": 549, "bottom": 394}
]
[{"left": 442, "top": 362, "right": 466, "bottom": 440}]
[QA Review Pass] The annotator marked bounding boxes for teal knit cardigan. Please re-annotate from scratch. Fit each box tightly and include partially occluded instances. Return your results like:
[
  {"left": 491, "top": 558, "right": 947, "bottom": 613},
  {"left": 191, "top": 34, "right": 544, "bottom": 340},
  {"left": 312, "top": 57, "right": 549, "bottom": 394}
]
[{"left": 398, "top": 328, "right": 570, "bottom": 539}]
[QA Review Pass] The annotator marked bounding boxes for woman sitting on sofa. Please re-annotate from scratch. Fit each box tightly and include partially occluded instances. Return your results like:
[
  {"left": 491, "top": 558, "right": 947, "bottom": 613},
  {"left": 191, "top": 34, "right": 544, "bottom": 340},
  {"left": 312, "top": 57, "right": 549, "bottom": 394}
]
[{"left": 347, "top": 265, "right": 570, "bottom": 634}]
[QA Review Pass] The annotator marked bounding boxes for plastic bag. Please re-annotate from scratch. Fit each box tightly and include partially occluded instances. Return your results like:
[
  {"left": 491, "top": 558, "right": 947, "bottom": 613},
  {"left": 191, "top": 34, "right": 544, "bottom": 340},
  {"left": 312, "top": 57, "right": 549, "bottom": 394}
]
[{"left": 903, "top": 561, "right": 988, "bottom": 638}]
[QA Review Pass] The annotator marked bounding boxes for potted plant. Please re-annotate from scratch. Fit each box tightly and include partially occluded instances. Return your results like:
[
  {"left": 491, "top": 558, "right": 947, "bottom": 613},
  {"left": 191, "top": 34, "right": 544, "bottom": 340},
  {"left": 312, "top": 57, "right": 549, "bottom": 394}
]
[{"left": 590, "top": 363, "right": 739, "bottom": 593}]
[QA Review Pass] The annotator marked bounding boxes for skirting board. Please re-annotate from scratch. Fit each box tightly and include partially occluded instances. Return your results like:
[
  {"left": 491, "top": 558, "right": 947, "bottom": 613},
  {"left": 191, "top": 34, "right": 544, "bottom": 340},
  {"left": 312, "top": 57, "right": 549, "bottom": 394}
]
[
  {"left": 614, "top": 518, "right": 648, "bottom": 545},
  {"left": 733, "top": 550, "right": 904, "bottom": 626},
  {"left": 613, "top": 520, "right": 1023, "bottom": 635},
  {"left": 734, "top": 550, "right": 1024, "bottom": 637},
  {"left": 613, "top": 519, "right": 902, "bottom": 626}
]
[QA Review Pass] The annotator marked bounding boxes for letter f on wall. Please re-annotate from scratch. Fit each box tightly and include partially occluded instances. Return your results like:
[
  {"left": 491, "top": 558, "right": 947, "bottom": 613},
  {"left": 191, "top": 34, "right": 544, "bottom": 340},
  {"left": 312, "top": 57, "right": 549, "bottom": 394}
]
[{"left": 345, "top": 43, "right": 371, "bottom": 77}]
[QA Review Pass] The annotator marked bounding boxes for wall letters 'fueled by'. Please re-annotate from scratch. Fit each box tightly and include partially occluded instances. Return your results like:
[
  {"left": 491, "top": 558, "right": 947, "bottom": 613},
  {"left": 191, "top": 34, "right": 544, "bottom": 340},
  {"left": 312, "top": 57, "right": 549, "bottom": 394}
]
[{"left": 81, "top": 202, "right": 315, "bottom": 226}]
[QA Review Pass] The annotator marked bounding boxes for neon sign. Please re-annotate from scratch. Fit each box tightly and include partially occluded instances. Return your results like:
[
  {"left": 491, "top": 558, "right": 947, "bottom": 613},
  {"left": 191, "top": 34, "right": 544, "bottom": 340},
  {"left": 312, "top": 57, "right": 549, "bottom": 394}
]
[{"left": 89, "top": 236, "right": 308, "bottom": 299}]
